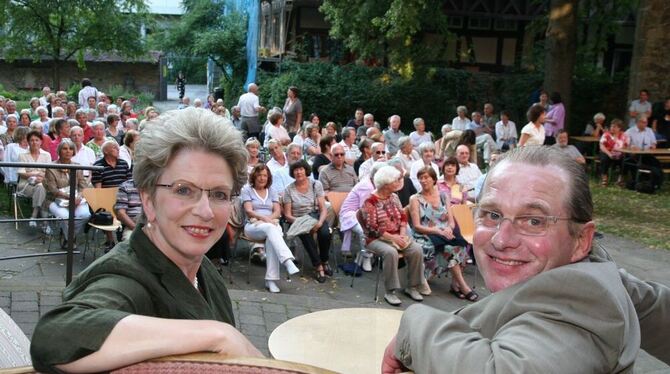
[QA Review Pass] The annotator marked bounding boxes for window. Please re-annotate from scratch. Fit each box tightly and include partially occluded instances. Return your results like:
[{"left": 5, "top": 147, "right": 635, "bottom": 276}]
[
  {"left": 468, "top": 17, "right": 491, "bottom": 30},
  {"left": 494, "top": 19, "right": 518, "bottom": 31}
]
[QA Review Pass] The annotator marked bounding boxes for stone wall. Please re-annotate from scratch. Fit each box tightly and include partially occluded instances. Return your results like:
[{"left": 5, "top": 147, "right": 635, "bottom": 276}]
[
  {"left": 627, "top": 0, "right": 670, "bottom": 101},
  {"left": 0, "top": 59, "right": 160, "bottom": 97}
]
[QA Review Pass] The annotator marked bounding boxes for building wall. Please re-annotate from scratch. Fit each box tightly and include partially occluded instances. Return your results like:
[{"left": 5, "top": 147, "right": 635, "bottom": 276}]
[{"left": 0, "top": 60, "right": 160, "bottom": 98}]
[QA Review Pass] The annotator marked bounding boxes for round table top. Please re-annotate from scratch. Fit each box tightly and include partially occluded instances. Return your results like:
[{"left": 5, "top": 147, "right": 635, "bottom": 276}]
[{"left": 268, "top": 308, "right": 403, "bottom": 374}]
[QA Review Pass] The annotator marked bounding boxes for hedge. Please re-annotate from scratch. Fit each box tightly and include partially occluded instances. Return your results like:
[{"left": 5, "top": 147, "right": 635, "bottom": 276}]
[{"left": 258, "top": 61, "right": 629, "bottom": 135}]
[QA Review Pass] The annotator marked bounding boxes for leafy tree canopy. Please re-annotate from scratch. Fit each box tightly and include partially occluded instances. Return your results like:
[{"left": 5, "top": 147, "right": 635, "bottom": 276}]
[
  {"left": 319, "top": 0, "right": 449, "bottom": 75},
  {"left": 161, "top": 0, "right": 247, "bottom": 89},
  {"left": 1, "top": 0, "right": 150, "bottom": 89}
]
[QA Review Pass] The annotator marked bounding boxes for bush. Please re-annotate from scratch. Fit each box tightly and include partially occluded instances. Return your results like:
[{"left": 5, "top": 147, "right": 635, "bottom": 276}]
[{"left": 257, "top": 61, "right": 627, "bottom": 135}]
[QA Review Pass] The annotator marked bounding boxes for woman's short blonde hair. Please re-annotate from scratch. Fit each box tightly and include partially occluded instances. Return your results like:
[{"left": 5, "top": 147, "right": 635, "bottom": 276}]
[{"left": 133, "top": 107, "right": 248, "bottom": 198}]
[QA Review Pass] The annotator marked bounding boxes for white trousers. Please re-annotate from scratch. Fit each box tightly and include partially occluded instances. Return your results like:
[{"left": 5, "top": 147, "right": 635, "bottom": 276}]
[
  {"left": 244, "top": 222, "right": 294, "bottom": 281},
  {"left": 49, "top": 202, "right": 91, "bottom": 240}
]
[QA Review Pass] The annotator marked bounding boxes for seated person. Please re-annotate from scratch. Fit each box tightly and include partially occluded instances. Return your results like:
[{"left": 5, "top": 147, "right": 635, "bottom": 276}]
[
  {"left": 552, "top": 129, "right": 585, "bottom": 165},
  {"left": 437, "top": 157, "right": 469, "bottom": 205},
  {"left": 319, "top": 143, "right": 358, "bottom": 193},
  {"left": 361, "top": 165, "right": 427, "bottom": 306},
  {"left": 17, "top": 130, "right": 50, "bottom": 228},
  {"left": 358, "top": 142, "right": 387, "bottom": 180},
  {"left": 624, "top": 116, "right": 663, "bottom": 189},
  {"left": 265, "top": 110, "right": 291, "bottom": 147},
  {"left": 409, "top": 166, "right": 475, "bottom": 301},
  {"left": 382, "top": 146, "right": 658, "bottom": 373},
  {"left": 408, "top": 117, "right": 432, "bottom": 148},
  {"left": 495, "top": 110, "right": 517, "bottom": 151},
  {"left": 114, "top": 178, "right": 142, "bottom": 241},
  {"left": 409, "top": 142, "right": 440, "bottom": 192},
  {"left": 434, "top": 124, "right": 462, "bottom": 162},
  {"left": 467, "top": 111, "right": 498, "bottom": 164},
  {"left": 311, "top": 135, "right": 334, "bottom": 180},
  {"left": 31, "top": 108, "right": 262, "bottom": 373},
  {"left": 598, "top": 119, "right": 628, "bottom": 187},
  {"left": 454, "top": 145, "right": 482, "bottom": 195},
  {"left": 43, "top": 139, "right": 91, "bottom": 248},
  {"left": 395, "top": 136, "right": 420, "bottom": 172},
  {"left": 283, "top": 159, "right": 331, "bottom": 283},
  {"left": 242, "top": 164, "right": 299, "bottom": 293}
]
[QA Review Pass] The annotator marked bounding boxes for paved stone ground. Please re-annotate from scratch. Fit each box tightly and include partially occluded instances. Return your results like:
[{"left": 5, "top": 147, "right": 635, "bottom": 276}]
[{"left": 0, "top": 219, "right": 668, "bottom": 372}]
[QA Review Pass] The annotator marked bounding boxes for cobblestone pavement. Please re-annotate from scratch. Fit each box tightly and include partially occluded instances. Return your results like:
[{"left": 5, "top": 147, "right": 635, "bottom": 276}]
[{"left": 1, "top": 217, "right": 669, "bottom": 372}]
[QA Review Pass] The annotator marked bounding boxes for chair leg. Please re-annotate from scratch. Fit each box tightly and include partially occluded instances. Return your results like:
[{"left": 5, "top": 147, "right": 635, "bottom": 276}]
[
  {"left": 246, "top": 242, "right": 253, "bottom": 284},
  {"left": 13, "top": 193, "right": 18, "bottom": 230},
  {"left": 374, "top": 254, "right": 383, "bottom": 302}
]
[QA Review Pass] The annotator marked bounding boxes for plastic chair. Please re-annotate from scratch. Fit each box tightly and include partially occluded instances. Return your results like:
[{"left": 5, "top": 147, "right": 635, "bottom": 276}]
[
  {"left": 0, "top": 308, "right": 31, "bottom": 369},
  {"left": 81, "top": 187, "right": 122, "bottom": 259},
  {"left": 450, "top": 203, "right": 477, "bottom": 287}
]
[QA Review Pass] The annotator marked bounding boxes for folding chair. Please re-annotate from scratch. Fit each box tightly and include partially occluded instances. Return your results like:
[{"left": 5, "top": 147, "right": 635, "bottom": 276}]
[
  {"left": 325, "top": 191, "right": 349, "bottom": 272},
  {"left": 450, "top": 203, "right": 477, "bottom": 287},
  {"left": 81, "top": 187, "right": 122, "bottom": 260}
]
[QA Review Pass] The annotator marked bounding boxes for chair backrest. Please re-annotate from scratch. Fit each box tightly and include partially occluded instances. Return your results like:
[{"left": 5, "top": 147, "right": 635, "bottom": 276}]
[
  {"left": 450, "top": 204, "right": 475, "bottom": 244},
  {"left": 0, "top": 308, "right": 31, "bottom": 369},
  {"left": 325, "top": 191, "right": 348, "bottom": 216},
  {"left": 81, "top": 187, "right": 120, "bottom": 218}
]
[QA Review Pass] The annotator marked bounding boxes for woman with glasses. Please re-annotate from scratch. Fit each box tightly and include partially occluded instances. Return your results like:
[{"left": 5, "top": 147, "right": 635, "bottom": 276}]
[
  {"left": 31, "top": 108, "right": 262, "bottom": 373},
  {"left": 242, "top": 164, "right": 299, "bottom": 293},
  {"left": 409, "top": 166, "right": 476, "bottom": 301}
]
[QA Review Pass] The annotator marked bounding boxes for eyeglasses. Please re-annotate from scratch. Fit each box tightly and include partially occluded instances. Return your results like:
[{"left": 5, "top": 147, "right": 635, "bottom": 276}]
[
  {"left": 333, "top": 153, "right": 345, "bottom": 157},
  {"left": 156, "top": 181, "right": 232, "bottom": 205},
  {"left": 474, "top": 208, "right": 572, "bottom": 236},
  {"left": 375, "top": 151, "right": 386, "bottom": 155}
]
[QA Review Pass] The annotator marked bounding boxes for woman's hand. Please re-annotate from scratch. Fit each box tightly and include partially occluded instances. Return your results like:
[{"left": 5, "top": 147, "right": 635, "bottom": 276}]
[
  {"left": 75, "top": 197, "right": 82, "bottom": 206},
  {"left": 393, "top": 235, "right": 409, "bottom": 249},
  {"left": 311, "top": 221, "right": 323, "bottom": 233},
  {"left": 442, "top": 226, "right": 455, "bottom": 240}
]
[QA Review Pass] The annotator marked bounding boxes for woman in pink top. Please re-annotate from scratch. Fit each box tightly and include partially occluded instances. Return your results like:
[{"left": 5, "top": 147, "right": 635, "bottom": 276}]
[
  {"left": 599, "top": 118, "right": 629, "bottom": 186},
  {"left": 543, "top": 92, "right": 565, "bottom": 145}
]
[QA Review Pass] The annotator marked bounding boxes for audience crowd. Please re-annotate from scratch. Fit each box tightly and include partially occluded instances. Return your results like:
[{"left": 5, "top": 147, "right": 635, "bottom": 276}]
[{"left": 0, "top": 80, "right": 668, "bottom": 306}]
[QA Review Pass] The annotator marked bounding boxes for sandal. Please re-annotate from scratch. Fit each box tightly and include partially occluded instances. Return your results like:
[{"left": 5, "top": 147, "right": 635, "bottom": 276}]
[
  {"left": 322, "top": 263, "right": 333, "bottom": 277},
  {"left": 449, "top": 287, "right": 465, "bottom": 299},
  {"left": 462, "top": 290, "right": 479, "bottom": 302},
  {"left": 314, "top": 266, "right": 327, "bottom": 283}
]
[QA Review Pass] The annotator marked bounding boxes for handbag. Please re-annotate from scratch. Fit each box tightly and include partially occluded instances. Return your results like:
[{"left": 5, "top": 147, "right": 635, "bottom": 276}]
[{"left": 90, "top": 208, "right": 113, "bottom": 226}]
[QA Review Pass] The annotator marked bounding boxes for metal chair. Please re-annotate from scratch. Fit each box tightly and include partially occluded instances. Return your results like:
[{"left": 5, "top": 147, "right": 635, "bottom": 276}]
[{"left": 81, "top": 187, "right": 122, "bottom": 260}]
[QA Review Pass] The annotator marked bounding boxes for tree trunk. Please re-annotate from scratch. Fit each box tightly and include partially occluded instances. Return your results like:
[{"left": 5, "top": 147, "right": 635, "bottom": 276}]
[
  {"left": 627, "top": 0, "right": 670, "bottom": 104},
  {"left": 51, "top": 59, "right": 62, "bottom": 91},
  {"left": 543, "top": 0, "right": 579, "bottom": 133}
]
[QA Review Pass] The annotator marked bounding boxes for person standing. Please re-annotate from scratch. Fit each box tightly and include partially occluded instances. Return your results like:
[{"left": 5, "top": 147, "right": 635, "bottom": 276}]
[
  {"left": 283, "top": 86, "right": 302, "bottom": 139},
  {"left": 77, "top": 79, "right": 98, "bottom": 109},
  {"left": 628, "top": 89, "right": 652, "bottom": 128},
  {"left": 237, "top": 83, "right": 266, "bottom": 140},
  {"left": 175, "top": 71, "right": 186, "bottom": 103}
]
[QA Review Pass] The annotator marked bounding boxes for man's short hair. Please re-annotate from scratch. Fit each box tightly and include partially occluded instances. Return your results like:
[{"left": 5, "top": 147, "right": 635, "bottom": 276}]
[
  {"left": 341, "top": 127, "right": 354, "bottom": 139},
  {"left": 485, "top": 146, "right": 592, "bottom": 236}
]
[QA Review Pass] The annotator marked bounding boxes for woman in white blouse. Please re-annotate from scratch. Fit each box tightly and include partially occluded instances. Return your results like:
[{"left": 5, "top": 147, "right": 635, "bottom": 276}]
[
  {"left": 519, "top": 104, "right": 546, "bottom": 147},
  {"left": 241, "top": 164, "right": 299, "bottom": 293}
]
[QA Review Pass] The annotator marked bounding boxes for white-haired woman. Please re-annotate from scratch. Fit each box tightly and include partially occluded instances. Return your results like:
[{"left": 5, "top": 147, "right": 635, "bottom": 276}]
[
  {"left": 409, "top": 142, "right": 439, "bottom": 192},
  {"left": 31, "top": 108, "right": 262, "bottom": 373},
  {"left": 408, "top": 118, "right": 432, "bottom": 148},
  {"left": 86, "top": 121, "right": 114, "bottom": 159},
  {"left": 361, "top": 165, "right": 426, "bottom": 306},
  {"left": 395, "top": 136, "right": 420, "bottom": 173},
  {"left": 451, "top": 106, "right": 470, "bottom": 131},
  {"left": 585, "top": 112, "right": 606, "bottom": 139}
]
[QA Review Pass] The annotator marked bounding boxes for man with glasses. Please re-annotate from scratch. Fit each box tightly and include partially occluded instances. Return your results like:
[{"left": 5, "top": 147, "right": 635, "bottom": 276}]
[
  {"left": 382, "top": 146, "right": 669, "bottom": 373},
  {"left": 319, "top": 144, "right": 357, "bottom": 193},
  {"left": 358, "top": 142, "right": 386, "bottom": 179}
]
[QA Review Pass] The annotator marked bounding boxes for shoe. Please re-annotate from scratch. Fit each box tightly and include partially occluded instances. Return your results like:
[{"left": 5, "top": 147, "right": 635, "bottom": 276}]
[
  {"left": 600, "top": 175, "right": 608, "bottom": 187},
  {"left": 103, "top": 241, "right": 115, "bottom": 253},
  {"left": 284, "top": 259, "right": 300, "bottom": 275},
  {"left": 219, "top": 258, "right": 229, "bottom": 267},
  {"left": 404, "top": 287, "right": 424, "bottom": 302},
  {"left": 616, "top": 176, "right": 625, "bottom": 187},
  {"left": 449, "top": 287, "right": 465, "bottom": 299},
  {"left": 462, "top": 290, "right": 479, "bottom": 302},
  {"left": 384, "top": 291, "right": 402, "bottom": 306},
  {"left": 362, "top": 256, "right": 373, "bottom": 272},
  {"left": 265, "top": 280, "right": 280, "bottom": 293},
  {"left": 417, "top": 282, "right": 432, "bottom": 296},
  {"left": 314, "top": 270, "right": 327, "bottom": 284},
  {"left": 43, "top": 225, "right": 52, "bottom": 235},
  {"left": 29, "top": 220, "right": 37, "bottom": 228},
  {"left": 323, "top": 263, "right": 333, "bottom": 277}
]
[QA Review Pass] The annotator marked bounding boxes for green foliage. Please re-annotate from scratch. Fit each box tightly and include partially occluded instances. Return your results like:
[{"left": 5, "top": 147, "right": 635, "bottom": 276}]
[
  {"left": 258, "top": 61, "right": 627, "bottom": 135},
  {"left": 0, "top": 0, "right": 151, "bottom": 89},
  {"left": 161, "top": 0, "right": 247, "bottom": 99},
  {"left": 576, "top": 0, "right": 638, "bottom": 64},
  {"left": 320, "top": 0, "right": 449, "bottom": 72}
]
